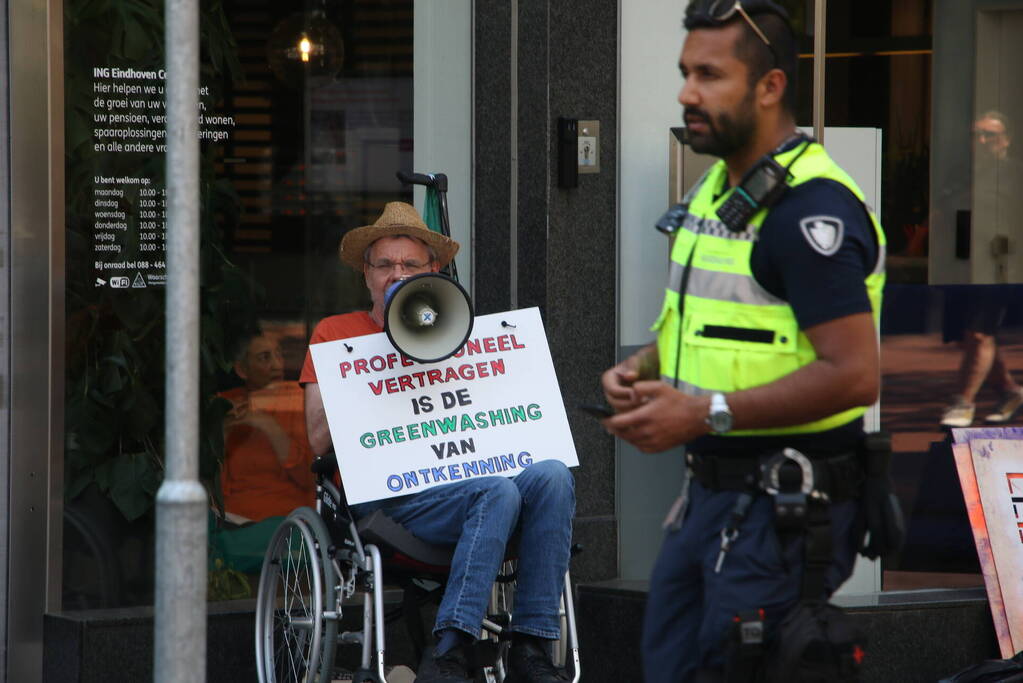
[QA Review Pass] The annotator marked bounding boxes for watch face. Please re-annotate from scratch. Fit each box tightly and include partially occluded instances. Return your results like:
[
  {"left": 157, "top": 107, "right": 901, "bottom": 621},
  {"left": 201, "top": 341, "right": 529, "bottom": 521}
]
[{"left": 710, "top": 410, "right": 733, "bottom": 433}]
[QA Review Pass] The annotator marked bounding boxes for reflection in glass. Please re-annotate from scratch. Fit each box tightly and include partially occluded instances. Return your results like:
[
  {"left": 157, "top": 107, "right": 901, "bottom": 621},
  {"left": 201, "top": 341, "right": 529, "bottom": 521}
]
[
  {"left": 62, "top": 0, "right": 248, "bottom": 609},
  {"left": 880, "top": 286, "right": 1023, "bottom": 589},
  {"left": 937, "top": 289, "right": 1023, "bottom": 429},
  {"left": 931, "top": 2, "right": 1023, "bottom": 286},
  {"left": 62, "top": 0, "right": 415, "bottom": 609},
  {"left": 218, "top": 332, "right": 315, "bottom": 522},
  {"left": 817, "top": 0, "right": 1023, "bottom": 591},
  {"left": 970, "top": 111, "right": 1023, "bottom": 284}
]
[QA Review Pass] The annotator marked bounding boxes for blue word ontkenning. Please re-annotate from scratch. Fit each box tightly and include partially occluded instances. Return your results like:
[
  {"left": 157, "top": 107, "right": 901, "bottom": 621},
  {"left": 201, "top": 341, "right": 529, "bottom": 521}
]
[{"left": 385, "top": 451, "right": 535, "bottom": 492}]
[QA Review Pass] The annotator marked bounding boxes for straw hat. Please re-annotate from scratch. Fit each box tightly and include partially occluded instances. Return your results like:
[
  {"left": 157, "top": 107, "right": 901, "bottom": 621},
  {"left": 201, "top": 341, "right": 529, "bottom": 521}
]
[{"left": 339, "top": 201, "right": 459, "bottom": 270}]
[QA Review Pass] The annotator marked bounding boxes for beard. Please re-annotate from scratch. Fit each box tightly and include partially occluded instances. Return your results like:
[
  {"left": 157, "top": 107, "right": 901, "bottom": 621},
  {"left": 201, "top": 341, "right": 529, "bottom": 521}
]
[{"left": 684, "top": 89, "right": 757, "bottom": 158}]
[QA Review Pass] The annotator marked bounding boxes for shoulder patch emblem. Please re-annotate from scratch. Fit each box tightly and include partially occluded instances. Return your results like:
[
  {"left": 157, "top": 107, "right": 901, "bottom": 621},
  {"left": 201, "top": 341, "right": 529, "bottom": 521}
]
[{"left": 799, "top": 215, "right": 844, "bottom": 256}]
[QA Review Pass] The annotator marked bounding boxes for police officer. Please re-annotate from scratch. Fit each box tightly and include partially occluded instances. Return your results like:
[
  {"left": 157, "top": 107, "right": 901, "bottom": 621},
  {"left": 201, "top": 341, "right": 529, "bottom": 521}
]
[{"left": 601, "top": 1, "right": 884, "bottom": 681}]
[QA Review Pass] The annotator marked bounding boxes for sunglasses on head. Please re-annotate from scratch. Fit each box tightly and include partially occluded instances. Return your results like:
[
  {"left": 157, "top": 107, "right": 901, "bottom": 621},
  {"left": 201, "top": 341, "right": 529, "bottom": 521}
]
[
  {"left": 707, "top": 0, "right": 772, "bottom": 46},
  {"left": 696, "top": 0, "right": 788, "bottom": 67}
]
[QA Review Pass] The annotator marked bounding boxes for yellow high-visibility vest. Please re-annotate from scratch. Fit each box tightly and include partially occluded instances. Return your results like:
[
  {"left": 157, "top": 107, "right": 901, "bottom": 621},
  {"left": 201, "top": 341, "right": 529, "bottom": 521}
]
[{"left": 652, "top": 141, "right": 886, "bottom": 436}]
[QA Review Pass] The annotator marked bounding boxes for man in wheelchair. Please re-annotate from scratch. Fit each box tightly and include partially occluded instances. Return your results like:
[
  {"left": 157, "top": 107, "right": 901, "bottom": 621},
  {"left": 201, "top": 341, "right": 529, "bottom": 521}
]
[{"left": 299, "top": 202, "right": 576, "bottom": 683}]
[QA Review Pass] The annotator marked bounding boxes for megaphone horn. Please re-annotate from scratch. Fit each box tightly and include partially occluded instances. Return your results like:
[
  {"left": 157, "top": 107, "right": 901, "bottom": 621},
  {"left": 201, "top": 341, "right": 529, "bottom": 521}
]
[{"left": 384, "top": 273, "right": 474, "bottom": 363}]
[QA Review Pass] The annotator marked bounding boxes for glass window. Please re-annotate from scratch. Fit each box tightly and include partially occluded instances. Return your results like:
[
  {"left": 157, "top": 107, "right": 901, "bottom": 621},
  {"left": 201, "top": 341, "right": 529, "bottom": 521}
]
[
  {"left": 820, "top": 0, "right": 1023, "bottom": 591},
  {"left": 61, "top": 0, "right": 453, "bottom": 609}
]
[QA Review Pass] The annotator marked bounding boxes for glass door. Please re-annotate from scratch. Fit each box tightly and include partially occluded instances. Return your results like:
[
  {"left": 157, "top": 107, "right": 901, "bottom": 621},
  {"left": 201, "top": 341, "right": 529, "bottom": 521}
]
[{"left": 60, "top": 0, "right": 470, "bottom": 610}]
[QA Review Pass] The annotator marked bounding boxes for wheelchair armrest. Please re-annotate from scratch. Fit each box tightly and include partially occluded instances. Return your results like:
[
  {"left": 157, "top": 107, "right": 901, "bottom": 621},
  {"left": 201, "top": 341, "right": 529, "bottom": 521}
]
[{"left": 356, "top": 510, "right": 455, "bottom": 568}]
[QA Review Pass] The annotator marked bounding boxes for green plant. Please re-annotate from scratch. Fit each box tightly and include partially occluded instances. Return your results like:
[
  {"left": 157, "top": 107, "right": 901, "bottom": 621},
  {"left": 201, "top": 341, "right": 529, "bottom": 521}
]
[{"left": 64, "top": 0, "right": 255, "bottom": 521}]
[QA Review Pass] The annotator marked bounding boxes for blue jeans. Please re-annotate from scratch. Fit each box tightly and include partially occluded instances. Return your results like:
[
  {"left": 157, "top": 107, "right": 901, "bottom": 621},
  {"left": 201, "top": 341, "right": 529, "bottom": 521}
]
[
  {"left": 641, "top": 481, "right": 862, "bottom": 682},
  {"left": 351, "top": 459, "right": 575, "bottom": 639}
]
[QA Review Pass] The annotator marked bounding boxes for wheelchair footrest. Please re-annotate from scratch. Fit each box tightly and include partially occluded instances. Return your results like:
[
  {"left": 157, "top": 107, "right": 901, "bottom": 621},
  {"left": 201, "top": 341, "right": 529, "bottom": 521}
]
[{"left": 472, "top": 641, "right": 503, "bottom": 670}]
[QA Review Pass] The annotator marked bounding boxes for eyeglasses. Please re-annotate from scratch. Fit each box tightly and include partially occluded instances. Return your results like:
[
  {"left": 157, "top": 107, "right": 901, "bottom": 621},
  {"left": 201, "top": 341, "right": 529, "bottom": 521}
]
[
  {"left": 708, "top": 0, "right": 773, "bottom": 50},
  {"left": 365, "top": 259, "right": 432, "bottom": 274},
  {"left": 975, "top": 129, "right": 1004, "bottom": 141}
]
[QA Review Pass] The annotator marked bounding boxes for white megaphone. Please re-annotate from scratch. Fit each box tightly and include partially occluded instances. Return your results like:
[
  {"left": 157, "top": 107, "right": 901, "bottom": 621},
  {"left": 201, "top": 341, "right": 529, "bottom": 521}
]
[{"left": 383, "top": 272, "right": 474, "bottom": 363}]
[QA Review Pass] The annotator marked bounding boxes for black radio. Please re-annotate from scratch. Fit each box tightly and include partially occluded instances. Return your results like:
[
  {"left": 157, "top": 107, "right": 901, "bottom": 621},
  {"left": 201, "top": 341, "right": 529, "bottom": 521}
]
[{"left": 716, "top": 154, "right": 791, "bottom": 232}]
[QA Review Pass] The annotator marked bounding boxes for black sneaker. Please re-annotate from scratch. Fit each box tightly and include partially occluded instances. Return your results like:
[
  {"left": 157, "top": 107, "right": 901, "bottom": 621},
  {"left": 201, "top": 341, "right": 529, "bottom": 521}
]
[
  {"left": 414, "top": 644, "right": 472, "bottom": 683},
  {"left": 507, "top": 637, "right": 567, "bottom": 683}
]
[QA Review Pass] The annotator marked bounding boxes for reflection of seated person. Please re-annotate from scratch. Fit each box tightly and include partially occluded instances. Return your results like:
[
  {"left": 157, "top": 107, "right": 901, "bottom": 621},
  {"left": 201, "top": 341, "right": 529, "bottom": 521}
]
[
  {"left": 301, "top": 202, "right": 575, "bottom": 683},
  {"left": 941, "top": 112, "right": 1023, "bottom": 427},
  {"left": 219, "top": 333, "right": 315, "bottom": 521}
]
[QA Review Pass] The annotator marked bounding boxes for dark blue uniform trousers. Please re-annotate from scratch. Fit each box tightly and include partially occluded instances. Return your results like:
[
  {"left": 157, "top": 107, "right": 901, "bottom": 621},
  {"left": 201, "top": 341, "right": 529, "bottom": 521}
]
[{"left": 641, "top": 480, "right": 862, "bottom": 682}]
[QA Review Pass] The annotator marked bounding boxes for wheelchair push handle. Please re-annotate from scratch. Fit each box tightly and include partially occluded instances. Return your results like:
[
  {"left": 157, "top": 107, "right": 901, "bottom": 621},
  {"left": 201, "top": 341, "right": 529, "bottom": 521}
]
[
  {"left": 396, "top": 170, "right": 448, "bottom": 192},
  {"left": 311, "top": 451, "right": 339, "bottom": 477}
]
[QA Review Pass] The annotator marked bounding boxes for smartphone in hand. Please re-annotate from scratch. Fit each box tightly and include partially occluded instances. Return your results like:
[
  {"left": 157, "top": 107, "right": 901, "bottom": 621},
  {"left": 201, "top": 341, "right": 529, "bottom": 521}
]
[{"left": 577, "top": 402, "right": 614, "bottom": 419}]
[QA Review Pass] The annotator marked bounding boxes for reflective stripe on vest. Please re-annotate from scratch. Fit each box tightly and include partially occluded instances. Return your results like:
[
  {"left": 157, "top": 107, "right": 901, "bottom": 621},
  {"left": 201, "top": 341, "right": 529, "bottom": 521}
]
[{"left": 653, "top": 141, "right": 886, "bottom": 436}]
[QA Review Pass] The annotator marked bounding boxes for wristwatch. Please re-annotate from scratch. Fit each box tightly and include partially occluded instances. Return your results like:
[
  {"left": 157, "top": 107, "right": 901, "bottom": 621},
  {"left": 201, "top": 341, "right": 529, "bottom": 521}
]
[{"left": 706, "top": 392, "right": 733, "bottom": 434}]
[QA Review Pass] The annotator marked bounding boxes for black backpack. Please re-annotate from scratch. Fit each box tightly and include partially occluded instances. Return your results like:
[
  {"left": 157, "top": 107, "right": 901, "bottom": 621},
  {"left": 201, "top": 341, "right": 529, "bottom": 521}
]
[
  {"left": 939, "top": 651, "right": 1023, "bottom": 683},
  {"left": 764, "top": 600, "right": 866, "bottom": 683}
]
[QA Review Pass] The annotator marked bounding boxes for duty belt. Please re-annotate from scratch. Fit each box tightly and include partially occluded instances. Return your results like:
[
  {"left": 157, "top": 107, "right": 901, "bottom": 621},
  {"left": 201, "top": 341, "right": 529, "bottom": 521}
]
[{"left": 686, "top": 449, "right": 863, "bottom": 502}]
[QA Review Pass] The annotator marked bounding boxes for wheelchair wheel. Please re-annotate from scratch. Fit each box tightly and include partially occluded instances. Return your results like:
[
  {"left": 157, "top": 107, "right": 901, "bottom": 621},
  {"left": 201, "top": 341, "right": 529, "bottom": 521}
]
[{"left": 255, "top": 509, "right": 338, "bottom": 683}]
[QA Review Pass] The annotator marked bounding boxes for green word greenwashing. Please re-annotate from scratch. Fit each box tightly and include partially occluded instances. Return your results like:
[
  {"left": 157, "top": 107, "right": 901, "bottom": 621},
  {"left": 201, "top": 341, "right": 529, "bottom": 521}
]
[{"left": 359, "top": 403, "right": 543, "bottom": 449}]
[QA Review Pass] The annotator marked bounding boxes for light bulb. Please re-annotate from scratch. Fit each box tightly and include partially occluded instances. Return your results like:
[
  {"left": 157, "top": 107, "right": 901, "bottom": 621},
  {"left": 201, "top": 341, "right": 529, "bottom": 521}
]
[{"left": 267, "top": 11, "right": 344, "bottom": 88}]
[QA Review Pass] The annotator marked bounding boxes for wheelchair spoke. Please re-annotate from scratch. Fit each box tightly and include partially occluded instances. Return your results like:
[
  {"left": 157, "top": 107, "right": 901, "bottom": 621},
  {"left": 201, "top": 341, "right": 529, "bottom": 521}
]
[
  {"left": 282, "top": 536, "right": 311, "bottom": 623},
  {"left": 275, "top": 623, "right": 302, "bottom": 682}
]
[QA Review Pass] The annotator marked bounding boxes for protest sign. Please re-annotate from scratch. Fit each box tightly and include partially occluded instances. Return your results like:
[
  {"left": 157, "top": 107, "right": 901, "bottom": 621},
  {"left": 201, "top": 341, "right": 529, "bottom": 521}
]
[
  {"left": 952, "top": 427, "right": 1023, "bottom": 658},
  {"left": 310, "top": 307, "right": 579, "bottom": 504},
  {"left": 951, "top": 441, "right": 1013, "bottom": 658}
]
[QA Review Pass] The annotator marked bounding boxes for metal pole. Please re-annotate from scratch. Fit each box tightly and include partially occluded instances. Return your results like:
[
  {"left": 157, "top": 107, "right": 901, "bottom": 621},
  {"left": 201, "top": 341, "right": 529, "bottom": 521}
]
[
  {"left": 155, "top": 0, "right": 206, "bottom": 678},
  {"left": 813, "top": 0, "right": 826, "bottom": 143}
]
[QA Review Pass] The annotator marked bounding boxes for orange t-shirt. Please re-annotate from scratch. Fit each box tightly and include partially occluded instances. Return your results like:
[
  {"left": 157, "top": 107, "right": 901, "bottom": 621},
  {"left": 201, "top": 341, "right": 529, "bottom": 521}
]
[
  {"left": 218, "top": 383, "right": 315, "bottom": 520},
  {"left": 299, "top": 311, "right": 382, "bottom": 385}
]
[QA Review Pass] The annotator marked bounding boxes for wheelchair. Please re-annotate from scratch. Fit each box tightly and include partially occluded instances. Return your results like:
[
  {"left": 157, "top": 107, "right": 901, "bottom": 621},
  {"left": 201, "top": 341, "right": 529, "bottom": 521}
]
[{"left": 254, "top": 453, "right": 581, "bottom": 683}]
